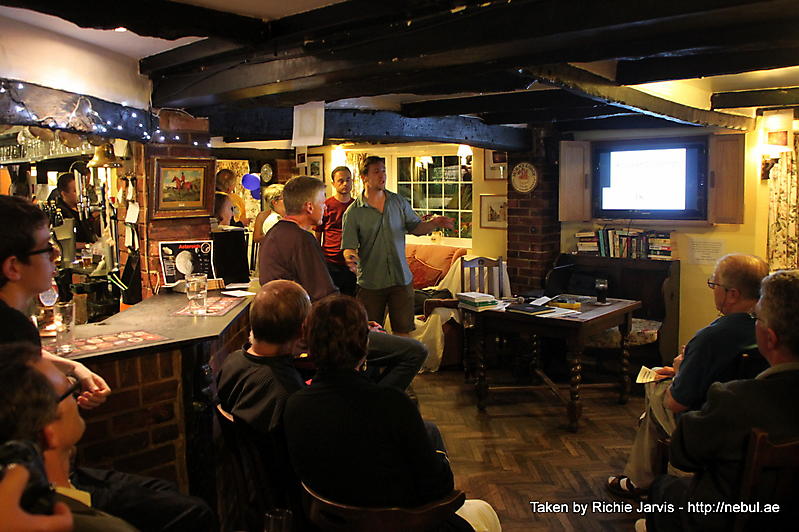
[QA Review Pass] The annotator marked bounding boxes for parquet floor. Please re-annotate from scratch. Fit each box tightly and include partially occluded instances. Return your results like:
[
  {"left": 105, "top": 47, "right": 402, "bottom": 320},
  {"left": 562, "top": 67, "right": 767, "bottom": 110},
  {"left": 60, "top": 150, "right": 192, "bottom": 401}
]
[{"left": 415, "top": 369, "right": 645, "bottom": 531}]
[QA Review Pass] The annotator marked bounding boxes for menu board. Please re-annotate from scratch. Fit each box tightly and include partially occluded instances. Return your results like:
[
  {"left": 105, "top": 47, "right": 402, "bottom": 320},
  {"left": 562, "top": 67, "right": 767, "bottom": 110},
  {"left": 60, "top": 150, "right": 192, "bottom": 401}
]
[{"left": 159, "top": 240, "right": 215, "bottom": 286}]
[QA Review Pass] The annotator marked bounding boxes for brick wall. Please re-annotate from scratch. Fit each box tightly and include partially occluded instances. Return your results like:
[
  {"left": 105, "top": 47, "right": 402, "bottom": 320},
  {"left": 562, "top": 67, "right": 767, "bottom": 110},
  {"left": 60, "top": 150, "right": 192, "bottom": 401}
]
[{"left": 506, "top": 129, "right": 561, "bottom": 294}]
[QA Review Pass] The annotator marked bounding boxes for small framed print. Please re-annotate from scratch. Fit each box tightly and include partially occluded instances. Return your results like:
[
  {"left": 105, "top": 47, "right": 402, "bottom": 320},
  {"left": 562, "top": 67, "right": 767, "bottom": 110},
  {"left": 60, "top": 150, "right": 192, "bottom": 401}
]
[
  {"left": 308, "top": 154, "right": 324, "bottom": 179},
  {"left": 480, "top": 194, "right": 508, "bottom": 229},
  {"left": 151, "top": 158, "right": 216, "bottom": 219},
  {"left": 484, "top": 150, "right": 508, "bottom": 180},
  {"left": 296, "top": 152, "right": 306, "bottom": 165}
]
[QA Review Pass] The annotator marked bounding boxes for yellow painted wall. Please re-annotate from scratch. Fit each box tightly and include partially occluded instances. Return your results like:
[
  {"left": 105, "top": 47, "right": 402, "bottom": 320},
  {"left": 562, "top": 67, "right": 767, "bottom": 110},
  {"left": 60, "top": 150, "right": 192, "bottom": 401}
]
[
  {"left": 561, "top": 124, "right": 771, "bottom": 352},
  {"left": 308, "top": 143, "right": 508, "bottom": 259}
]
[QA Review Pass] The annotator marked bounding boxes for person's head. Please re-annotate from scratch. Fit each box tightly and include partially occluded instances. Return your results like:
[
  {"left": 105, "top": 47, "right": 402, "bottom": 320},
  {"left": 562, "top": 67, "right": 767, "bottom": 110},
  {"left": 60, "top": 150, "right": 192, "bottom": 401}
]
[
  {"left": 32, "top": 356, "right": 85, "bottom": 453},
  {"left": 215, "top": 169, "right": 236, "bottom": 193},
  {"left": 305, "top": 294, "right": 369, "bottom": 371},
  {"left": 359, "top": 156, "right": 386, "bottom": 192},
  {"left": 755, "top": 270, "right": 799, "bottom": 364},
  {"left": 56, "top": 172, "right": 77, "bottom": 209},
  {"left": 708, "top": 253, "right": 769, "bottom": 314},
  {"left": 263, "top": 184, "right": 286, "bottom": 217},
  {"left": 0, "top": 196, "right": 56, "bottom": 295},
  {"left": 250, "top": 280, "right": 311, "bottom": 346},
  {"left": 282, "top": 176, "right": 326, "bottom": 226},
  {"left": 0, "top": 343, "right": 56, "bottom": 446},
  {"left": 330, "top": 166, "right": 353, "bottom": 196},
  {"left": 214, "top": 192, "right": 234, "bottom": 225}
]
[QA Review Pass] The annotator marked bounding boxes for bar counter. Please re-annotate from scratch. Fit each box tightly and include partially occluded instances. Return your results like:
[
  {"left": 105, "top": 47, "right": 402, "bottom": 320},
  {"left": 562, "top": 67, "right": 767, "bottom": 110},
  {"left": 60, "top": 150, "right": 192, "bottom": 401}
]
[{"left": 57, "top": 291, "right": 252, "bottom": 510}]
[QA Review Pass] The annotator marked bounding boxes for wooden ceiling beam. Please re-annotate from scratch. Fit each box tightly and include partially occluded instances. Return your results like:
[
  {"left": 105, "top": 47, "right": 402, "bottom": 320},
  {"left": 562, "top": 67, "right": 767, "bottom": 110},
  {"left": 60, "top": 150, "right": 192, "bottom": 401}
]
[
  {"left": 525, "top": 64, "right": 755, "bottom": 130},
  {"left": 711, "top": 87, "right": 799, "bottom": 109},
  {"left": 555, "top": 115, "right": 700, "bottom": 131},
  {"left": 617, "top": 46, "right": 799, "bottom": 85},
  {"left": 480, "top": 105, "right": 638, "bottom": 125},
  {"left": 203, "top": 106, "right": 530, "bottom": 152},
  {"left": 400, "top": 90, "right": 590, "bottom": 118}
]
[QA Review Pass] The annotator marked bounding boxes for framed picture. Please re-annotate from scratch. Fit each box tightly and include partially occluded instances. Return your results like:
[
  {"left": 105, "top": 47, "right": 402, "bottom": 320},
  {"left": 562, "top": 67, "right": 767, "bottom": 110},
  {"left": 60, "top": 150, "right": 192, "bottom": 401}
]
[
  {"left": 296, "top": 152, "right": 306, "bottom": 165},
  {"left": 151, "top": 158, "right": 216, "bottom": 219},
  {"left": 308, "top": 154, "right": 324, "bottom": 179},
  {"left": 480, "top": 194, "right": 508, "bottom": 229},
  {"left": 484, "top": 150, "right": 508, "bottom": 180}
]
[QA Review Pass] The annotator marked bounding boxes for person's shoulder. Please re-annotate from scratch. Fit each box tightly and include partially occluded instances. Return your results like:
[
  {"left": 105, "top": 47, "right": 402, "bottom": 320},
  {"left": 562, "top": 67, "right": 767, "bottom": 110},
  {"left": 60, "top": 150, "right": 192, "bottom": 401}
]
[{"left": 693, "top": 313, "right": 753, "bottom": 342}]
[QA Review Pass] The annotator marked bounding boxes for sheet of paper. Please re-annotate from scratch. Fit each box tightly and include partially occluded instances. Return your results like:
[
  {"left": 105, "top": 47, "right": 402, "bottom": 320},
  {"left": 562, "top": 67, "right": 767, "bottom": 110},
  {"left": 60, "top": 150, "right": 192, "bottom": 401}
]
[
  {"left": 125, "top": 202, "right": 140, "bottom": 224},
  {"left": 221, "top": 290, "right": 257, "bottom": 297},
  {"left": 531, "top": 296, "right": 552, "bottom": 305},
  {"left": 224, "top": 282, "right": 252, "bottom": 289},
  {"left": 291, "top": 101, "right": 325, "bottom": 147},
  {"left": 636, "top": 366, "right": 661, "bottom": 384},
  {"left": 542, "top": 307, "right": 580, "bottom": 317},
  {"left": 688, "top": 238, "right": 724, "bottom": 265},
  {"left": 124, "top": 226, "right": 133, "bottom": 248}
]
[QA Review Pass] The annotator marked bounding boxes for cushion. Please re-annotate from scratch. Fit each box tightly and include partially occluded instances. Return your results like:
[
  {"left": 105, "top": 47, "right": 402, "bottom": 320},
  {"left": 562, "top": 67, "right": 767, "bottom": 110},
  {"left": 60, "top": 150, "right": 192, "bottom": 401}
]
[
  {"left": 408, "top": 257, "right": 445, "bottom": 289},
  {"left": 405, "top": 244, "right": 467, "bottom": 275},
  {"left": 585, "top": 318, "right": 662, "bottom": 349}
]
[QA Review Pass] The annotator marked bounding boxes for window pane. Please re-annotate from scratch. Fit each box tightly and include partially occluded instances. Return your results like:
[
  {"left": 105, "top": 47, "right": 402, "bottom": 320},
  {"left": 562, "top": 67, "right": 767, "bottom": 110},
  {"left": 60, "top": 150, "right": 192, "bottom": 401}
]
[
  {"left": 443, "top": 184, "right": 459, "bottom": 210},
  {"left": 443, "top": 210, "right": 458, "bottom": 237},
  {"left": 397, "top": 157, "right": 412, "bottom": 181},
  {"left": 431, "top": 156, "right": 443, "bottom": 181},
  {"left": 397, "top": 183, "right": 411, "bottom": 202},
  {"left": 461, "top": 212, "right": 472, "bottom": 238},
  {"left": 412, "top": 184, "right": 427, "bottom": 209},
  {"left": 460, "top": 184, "right": 472, "bottom": 210}
]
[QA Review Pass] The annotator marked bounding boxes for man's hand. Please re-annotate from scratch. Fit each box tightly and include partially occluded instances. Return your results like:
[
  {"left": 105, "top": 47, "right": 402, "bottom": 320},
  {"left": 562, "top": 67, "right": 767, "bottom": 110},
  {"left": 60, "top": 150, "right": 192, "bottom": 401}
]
[
  {"left": 653, "top": 366, "right": 675, "bottom": 379},
  {"left": 672, "top": 353, "right": 684, "bottom": 375},
  {"left": 430, "top": 215, "right": 455, "bottom": 230},
  {"left": 343, "top": 249, "right": 360, "bottom": 274},
  {"left": 0, "top": 464, "right": 73, "bottom": 532},
  {"left": 70, "top": 362, "right": 111, "bottom": 409}
]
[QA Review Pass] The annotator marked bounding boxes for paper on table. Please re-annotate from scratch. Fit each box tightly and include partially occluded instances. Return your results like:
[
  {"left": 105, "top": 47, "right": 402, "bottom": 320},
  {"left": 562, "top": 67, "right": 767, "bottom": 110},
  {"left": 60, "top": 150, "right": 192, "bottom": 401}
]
[
  {"left": 531, "top": 296, "right": 552, "bottom": 305},
  {"left": 636, "top": 366, "right": 661, "bottom": 384},
  {"left": 225, "top": 282, "right": 252, "bottom": 289},
  {"left": 541, "top": 307, "right": 580, "bottom": 317},
  {"left": 221, "top": 290, "right": 257, "bottom": 297}
]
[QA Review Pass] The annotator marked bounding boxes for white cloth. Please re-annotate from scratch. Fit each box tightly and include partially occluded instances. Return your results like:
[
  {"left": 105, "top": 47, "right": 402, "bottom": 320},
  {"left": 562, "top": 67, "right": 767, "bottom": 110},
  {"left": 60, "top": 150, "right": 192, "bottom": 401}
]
[
  {"left": 456, "top": 499, "right": 502, "bottom": 532},
  {"left": 261, "top": 211, "right": 282, "bottom": 235}
]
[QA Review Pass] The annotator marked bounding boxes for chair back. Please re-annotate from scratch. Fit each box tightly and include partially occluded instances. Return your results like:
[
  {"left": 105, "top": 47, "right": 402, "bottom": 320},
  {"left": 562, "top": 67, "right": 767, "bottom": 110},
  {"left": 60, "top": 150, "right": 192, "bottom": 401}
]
[
  {"left": 733, "top": 428, "right": 799, "bottom": 532},
  {"left": 302, "top": 483, "right": 465, "bottom": 532},
  {"left": 461, "top": 257, "right": 503, "bottom": 298}
]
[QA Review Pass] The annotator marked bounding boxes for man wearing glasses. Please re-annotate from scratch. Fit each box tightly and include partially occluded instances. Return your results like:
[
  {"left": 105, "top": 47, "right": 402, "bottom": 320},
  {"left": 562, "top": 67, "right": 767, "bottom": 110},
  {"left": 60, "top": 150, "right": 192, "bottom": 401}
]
[
  {"left": 608, "top": 253, "right": 769, "bottom": 500},
  {"left": 0, "top": 195, "right": 109, "bottom": 409}
]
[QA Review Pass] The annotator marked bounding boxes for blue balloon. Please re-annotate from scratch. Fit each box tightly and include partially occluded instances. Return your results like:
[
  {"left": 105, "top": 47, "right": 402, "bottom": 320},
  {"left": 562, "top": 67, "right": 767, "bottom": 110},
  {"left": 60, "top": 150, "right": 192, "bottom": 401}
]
[
  {"left": 242, "top": 173, "right": 260, "bottom": 190},
  {"left": 251, "top": 186, "right": 262, "bottom": 200}
]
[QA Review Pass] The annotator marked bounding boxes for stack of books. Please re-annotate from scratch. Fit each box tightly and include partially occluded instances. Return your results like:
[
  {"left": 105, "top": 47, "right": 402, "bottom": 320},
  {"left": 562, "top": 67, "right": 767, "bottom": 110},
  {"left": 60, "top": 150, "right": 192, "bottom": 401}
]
[
  {"left": 456, "top": 291, "right": 500, "bottom": 312},
  {"left": 574, "top": 229, "right": 674, "bottom": 260},
  {"left": 646, "top": 231, "right": 673, "bottom": 261},
  {"left": 576, "top": 231, "right": 600, "bottom": 254}
]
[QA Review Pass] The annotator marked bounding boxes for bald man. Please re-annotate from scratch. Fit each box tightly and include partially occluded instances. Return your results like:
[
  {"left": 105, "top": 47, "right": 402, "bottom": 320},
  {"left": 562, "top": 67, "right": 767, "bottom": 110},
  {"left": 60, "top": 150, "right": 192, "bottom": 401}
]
[{"left": 608, "top": 253, "right": 769, "bottom": 498}]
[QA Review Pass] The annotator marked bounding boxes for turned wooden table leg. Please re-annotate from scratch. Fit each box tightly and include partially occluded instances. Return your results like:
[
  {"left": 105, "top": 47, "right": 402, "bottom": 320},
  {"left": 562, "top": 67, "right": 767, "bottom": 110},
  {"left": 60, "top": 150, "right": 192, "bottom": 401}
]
[
  {"left": 473, "top": 313, "right": 488, "bottom": 411},
  {"left": 566, "top": 338, "right": 584, "bottom": 432},
  {"left": 618, "top": 318, "right": 632, "bottom": 405}
]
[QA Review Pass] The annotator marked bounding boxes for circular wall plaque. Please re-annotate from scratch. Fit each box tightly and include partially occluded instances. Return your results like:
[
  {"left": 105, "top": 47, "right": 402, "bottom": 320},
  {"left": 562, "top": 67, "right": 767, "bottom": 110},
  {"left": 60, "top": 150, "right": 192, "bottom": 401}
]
[
  {"left": 510, "top": 162, "right": 539, "bottom": 194},
  {"left": 260, "top": 162, "right": 274, "bottom": 182}
]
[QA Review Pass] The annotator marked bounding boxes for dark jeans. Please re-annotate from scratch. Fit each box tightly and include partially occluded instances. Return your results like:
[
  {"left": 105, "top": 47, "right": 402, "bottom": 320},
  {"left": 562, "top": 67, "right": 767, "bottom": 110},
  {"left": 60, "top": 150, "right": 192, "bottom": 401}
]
[
  {"left": 71, "top": 467, "right": 217, "bottom": 532},
  {"left": 326, "top": 261, "right": 357, "bottom": 296},
  {"left": 366, "top": 330, "right": 426, "bottom": 391}
]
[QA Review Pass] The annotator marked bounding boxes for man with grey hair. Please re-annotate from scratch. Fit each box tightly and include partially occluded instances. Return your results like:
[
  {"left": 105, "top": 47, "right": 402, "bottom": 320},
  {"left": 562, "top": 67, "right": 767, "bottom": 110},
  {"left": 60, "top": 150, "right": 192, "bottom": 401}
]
[
  {"left": 608, "top": 253, "right": 769, "bottom": 498},
  {"left": 259, "top": 176, "right": 426, "bottom": 391},
  {"left": 643, "top": 269, "right": 799, "bottom": 531}
]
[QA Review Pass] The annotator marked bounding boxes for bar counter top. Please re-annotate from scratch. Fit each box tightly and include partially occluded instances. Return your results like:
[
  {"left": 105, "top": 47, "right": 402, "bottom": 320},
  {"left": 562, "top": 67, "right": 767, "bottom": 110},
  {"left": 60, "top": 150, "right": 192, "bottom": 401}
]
[{"left": 45, "top": 291, "right": 252, "bottom": 362}]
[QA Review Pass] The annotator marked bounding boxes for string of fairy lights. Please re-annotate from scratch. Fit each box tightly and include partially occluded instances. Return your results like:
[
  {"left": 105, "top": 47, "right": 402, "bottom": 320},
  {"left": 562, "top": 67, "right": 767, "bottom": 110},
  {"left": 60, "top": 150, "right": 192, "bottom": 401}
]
[{"left": 0, "top": 78, "right": 212, "bottom": 147}]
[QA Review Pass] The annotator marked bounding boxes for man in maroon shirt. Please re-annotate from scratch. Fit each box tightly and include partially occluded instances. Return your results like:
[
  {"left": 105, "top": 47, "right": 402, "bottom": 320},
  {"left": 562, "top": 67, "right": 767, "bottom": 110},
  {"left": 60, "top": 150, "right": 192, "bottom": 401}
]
[{"left": 316, "top": 166, "right": 356, "bottom": 295}]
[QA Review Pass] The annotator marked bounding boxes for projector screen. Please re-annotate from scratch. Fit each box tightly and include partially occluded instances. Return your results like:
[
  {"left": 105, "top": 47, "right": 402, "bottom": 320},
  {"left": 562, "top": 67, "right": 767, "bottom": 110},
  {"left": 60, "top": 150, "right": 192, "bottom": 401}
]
[{"left": 593, "top": 138, "right": 707, "bottom": 221}]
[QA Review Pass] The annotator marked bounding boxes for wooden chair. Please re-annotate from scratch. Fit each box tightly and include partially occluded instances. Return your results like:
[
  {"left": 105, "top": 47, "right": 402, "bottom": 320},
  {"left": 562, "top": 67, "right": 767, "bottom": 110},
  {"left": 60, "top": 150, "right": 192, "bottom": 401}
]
[
  {"left": 301, "top": 482, "right": 465, "bottom": 532},
  {"left": 733, "top": 428, "right": 799, "bottom": 532}
]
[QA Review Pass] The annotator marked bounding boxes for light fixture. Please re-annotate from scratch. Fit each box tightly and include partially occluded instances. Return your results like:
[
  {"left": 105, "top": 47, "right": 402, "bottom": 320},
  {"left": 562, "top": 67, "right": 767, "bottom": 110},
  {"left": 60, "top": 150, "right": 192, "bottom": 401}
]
[
  {"left": 457, "top": 144, "right": 473, "bottom": 161},
  {"left": 114, "top": 27, "right": 127, "bottom": 32},
  {"left": 760, "top": 110, "right": 793, "bottom": 179}
]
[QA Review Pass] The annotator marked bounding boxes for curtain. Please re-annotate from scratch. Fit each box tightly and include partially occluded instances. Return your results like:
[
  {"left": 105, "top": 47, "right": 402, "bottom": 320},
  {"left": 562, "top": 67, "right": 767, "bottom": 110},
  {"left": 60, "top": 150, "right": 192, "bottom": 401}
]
[{"left": 767, "top": 136, "right": 799, "bottom": 269}]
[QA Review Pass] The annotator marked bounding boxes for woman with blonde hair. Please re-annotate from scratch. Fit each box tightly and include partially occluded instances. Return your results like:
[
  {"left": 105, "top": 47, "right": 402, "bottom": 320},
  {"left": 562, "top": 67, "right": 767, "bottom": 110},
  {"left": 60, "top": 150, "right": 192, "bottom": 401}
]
[{"left": 253, "top": 184, "right": 286, "bottom": 243}]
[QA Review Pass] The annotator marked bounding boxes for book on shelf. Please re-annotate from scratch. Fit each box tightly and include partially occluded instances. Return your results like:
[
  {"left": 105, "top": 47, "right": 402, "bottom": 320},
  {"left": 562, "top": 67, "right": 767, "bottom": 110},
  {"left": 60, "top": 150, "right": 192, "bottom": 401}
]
[
  {"left": 506, "top": 303, "right": 557, "bottom": 316},
  {"left": 575, "top": 228, "right": 674, "bottom": 260}
]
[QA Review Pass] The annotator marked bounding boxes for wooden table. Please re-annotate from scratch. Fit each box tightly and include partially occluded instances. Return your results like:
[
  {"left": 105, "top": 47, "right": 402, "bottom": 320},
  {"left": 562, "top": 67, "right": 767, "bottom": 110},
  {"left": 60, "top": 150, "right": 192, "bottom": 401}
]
[{"left": 465, "top": 298, "right": 641, "bottom": 431}]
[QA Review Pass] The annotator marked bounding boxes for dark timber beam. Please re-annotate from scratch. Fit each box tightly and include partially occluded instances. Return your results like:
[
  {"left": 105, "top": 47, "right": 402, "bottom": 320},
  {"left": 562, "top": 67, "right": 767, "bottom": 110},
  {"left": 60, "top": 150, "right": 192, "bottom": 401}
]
[
  {"left": 203, "top": 107, "right": 530, "bottom": 152},
  {"left": 0, "top": 78, "right": 158, "bottom": 142},
  {"left": 711, "top": 87, "right": 799, "bottom": 109},
  {"left": 400, "top": 90, "right": 590, "bottom": 118},
  {"left": 480, "top": 106, "right": 638, "bottom": 125},
  {"left": 555, "top": 115, "right": 699, "bottom": 131},
  {"left": 524, "top": 64, "right": 754, "bottom": 130},
  {"left": 617, "top": 46, "right": 799, "bottom": 85},
  {"left": 0, "top": 0, "right": 269, "bottom": 43}
]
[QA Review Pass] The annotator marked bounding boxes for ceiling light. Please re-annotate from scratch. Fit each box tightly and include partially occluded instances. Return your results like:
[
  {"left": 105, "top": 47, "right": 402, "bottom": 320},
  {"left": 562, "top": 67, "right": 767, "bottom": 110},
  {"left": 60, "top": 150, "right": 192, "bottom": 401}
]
[{"left": 114, "top": 27, "right": 127, "bottom": 33}]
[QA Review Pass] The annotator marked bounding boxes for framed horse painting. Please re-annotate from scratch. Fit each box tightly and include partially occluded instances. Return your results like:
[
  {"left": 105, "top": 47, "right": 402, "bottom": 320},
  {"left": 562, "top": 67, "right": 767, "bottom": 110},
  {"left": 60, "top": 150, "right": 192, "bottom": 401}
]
[{"left": 151, "top": 158, "right": 216, "bottom": 219}]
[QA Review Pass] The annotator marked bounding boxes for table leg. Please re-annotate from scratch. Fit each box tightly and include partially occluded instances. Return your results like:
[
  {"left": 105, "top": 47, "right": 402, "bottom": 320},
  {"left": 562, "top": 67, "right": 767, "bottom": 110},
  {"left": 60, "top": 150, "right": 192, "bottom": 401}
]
[
  {"left": 473, "top": 313, "right": 488, "bottom": 411},
  {"left": 529, "top": 334, "right": 541, "bottom": 384},
  {"left": 618, "top": 323, "right": 631, "bottom": 405},
  {"left": 566, "top": 339, "right": 584, "bottom": 432}
]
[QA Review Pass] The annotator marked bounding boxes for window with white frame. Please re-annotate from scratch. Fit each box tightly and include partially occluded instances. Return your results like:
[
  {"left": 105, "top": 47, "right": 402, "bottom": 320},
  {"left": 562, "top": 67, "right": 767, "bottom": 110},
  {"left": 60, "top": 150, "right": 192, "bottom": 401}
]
[{"left": 396, "top": 155, "right": 473, "bottom": 238}]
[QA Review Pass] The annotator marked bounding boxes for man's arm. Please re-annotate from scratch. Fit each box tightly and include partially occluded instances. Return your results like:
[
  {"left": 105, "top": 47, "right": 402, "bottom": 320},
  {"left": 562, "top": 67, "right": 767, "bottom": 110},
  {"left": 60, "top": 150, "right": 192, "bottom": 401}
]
[
  {"left": 661, "top": 353, "right": 688, "bottom": 413},
  {"left": 410, "top": 216, "right": 454, "bottom": 236}
]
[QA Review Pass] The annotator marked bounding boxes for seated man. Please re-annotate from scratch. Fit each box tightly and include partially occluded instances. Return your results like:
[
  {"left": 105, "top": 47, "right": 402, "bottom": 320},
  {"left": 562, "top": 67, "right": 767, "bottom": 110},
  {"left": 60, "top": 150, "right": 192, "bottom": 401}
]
[
  {"left": 216, "top": 280, "right": 307, "bottom": 434},
  {"left": 608, "top": 253, "right": 769, "bottom": 497},
  {"left": 284, "top": 295, "right": 500, "bottom": 532},
  {"left": 0, "top": 342, "right": 216, "bottom": 532},
  {"left": 642, "top": 270, "right": 799, "bottom": 531},
  {"left": 259, "top": 175, "right": 426, "bottom": 391}
]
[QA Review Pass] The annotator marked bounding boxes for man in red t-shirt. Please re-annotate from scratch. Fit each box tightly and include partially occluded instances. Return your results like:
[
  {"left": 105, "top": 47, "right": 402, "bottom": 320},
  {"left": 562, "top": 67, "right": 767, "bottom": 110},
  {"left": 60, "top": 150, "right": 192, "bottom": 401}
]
[{"left": 316, "top": 166, "right": 357, "bottom": 295}]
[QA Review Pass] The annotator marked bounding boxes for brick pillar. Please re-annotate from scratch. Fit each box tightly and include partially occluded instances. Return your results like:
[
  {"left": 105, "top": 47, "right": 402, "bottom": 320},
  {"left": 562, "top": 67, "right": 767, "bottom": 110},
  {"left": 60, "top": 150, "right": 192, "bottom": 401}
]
[
  {"left": 506, "top": 128, "right": 561, "bottom": 294},
  {"left": 136, "top": 111, "right": 213, "bottom": 299}
]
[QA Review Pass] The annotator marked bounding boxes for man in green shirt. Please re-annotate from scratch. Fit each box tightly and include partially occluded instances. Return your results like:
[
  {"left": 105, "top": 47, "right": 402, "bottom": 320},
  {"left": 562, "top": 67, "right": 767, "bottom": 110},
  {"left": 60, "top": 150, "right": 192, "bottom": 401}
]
[{"left": 342, "top": 156, "right": 453, "bottom": 335}]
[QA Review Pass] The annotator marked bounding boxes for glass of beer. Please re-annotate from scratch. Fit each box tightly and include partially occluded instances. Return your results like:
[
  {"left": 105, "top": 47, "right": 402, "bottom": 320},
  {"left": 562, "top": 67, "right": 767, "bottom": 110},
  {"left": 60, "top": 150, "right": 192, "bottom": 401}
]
[
  {"left": 186, "top": 273, "right": 208, "bottom": 315},
  {"left": 595, "top": 278, "right": 609, "bottom": 304},
  {"left": 54, "top": 301, "right": 75, "bottom": 354}
]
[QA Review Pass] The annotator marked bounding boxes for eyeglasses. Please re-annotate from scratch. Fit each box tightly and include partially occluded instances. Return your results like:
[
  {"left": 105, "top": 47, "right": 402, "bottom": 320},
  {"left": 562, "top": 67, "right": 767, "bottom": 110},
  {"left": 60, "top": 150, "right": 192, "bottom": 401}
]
[
  {"left": 56, "top": 377, "right": 81, "bottom": 403},
  {"left": 22, "top": 243, "right": 60, "bottom": 261},
  {"left": 706, "top": 278, "right": 729, "bottom": 290}
]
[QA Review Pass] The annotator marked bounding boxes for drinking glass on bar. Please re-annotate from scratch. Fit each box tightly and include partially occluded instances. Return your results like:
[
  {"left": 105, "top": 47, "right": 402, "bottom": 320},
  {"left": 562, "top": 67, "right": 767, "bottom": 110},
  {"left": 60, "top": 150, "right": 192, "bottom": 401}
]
[
  {"left": 264, "top": 508, "right": 292, "bottom": 532},
  {"left": 54, "top": 301, "right": 75, "bottom": 354},
  {"left": 595, "top": 278, "right": 609, "bottom": 304},
  {"left": 186, "top": 273, "right": 208, "bottom": 315}
]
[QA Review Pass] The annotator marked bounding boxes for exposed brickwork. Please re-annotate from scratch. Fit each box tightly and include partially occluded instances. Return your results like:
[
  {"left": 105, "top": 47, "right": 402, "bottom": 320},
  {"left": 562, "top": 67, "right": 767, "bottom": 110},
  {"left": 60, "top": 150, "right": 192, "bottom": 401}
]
[{"left": 506, "top": 129, "right": 561, "bottom": 294}]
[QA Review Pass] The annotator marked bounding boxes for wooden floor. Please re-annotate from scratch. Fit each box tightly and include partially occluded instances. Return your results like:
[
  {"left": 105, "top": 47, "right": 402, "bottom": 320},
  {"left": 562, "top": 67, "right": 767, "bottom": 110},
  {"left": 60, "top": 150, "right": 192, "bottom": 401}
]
[{"left": 415, "top": 369, "right": 645, "bottom": 531}]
